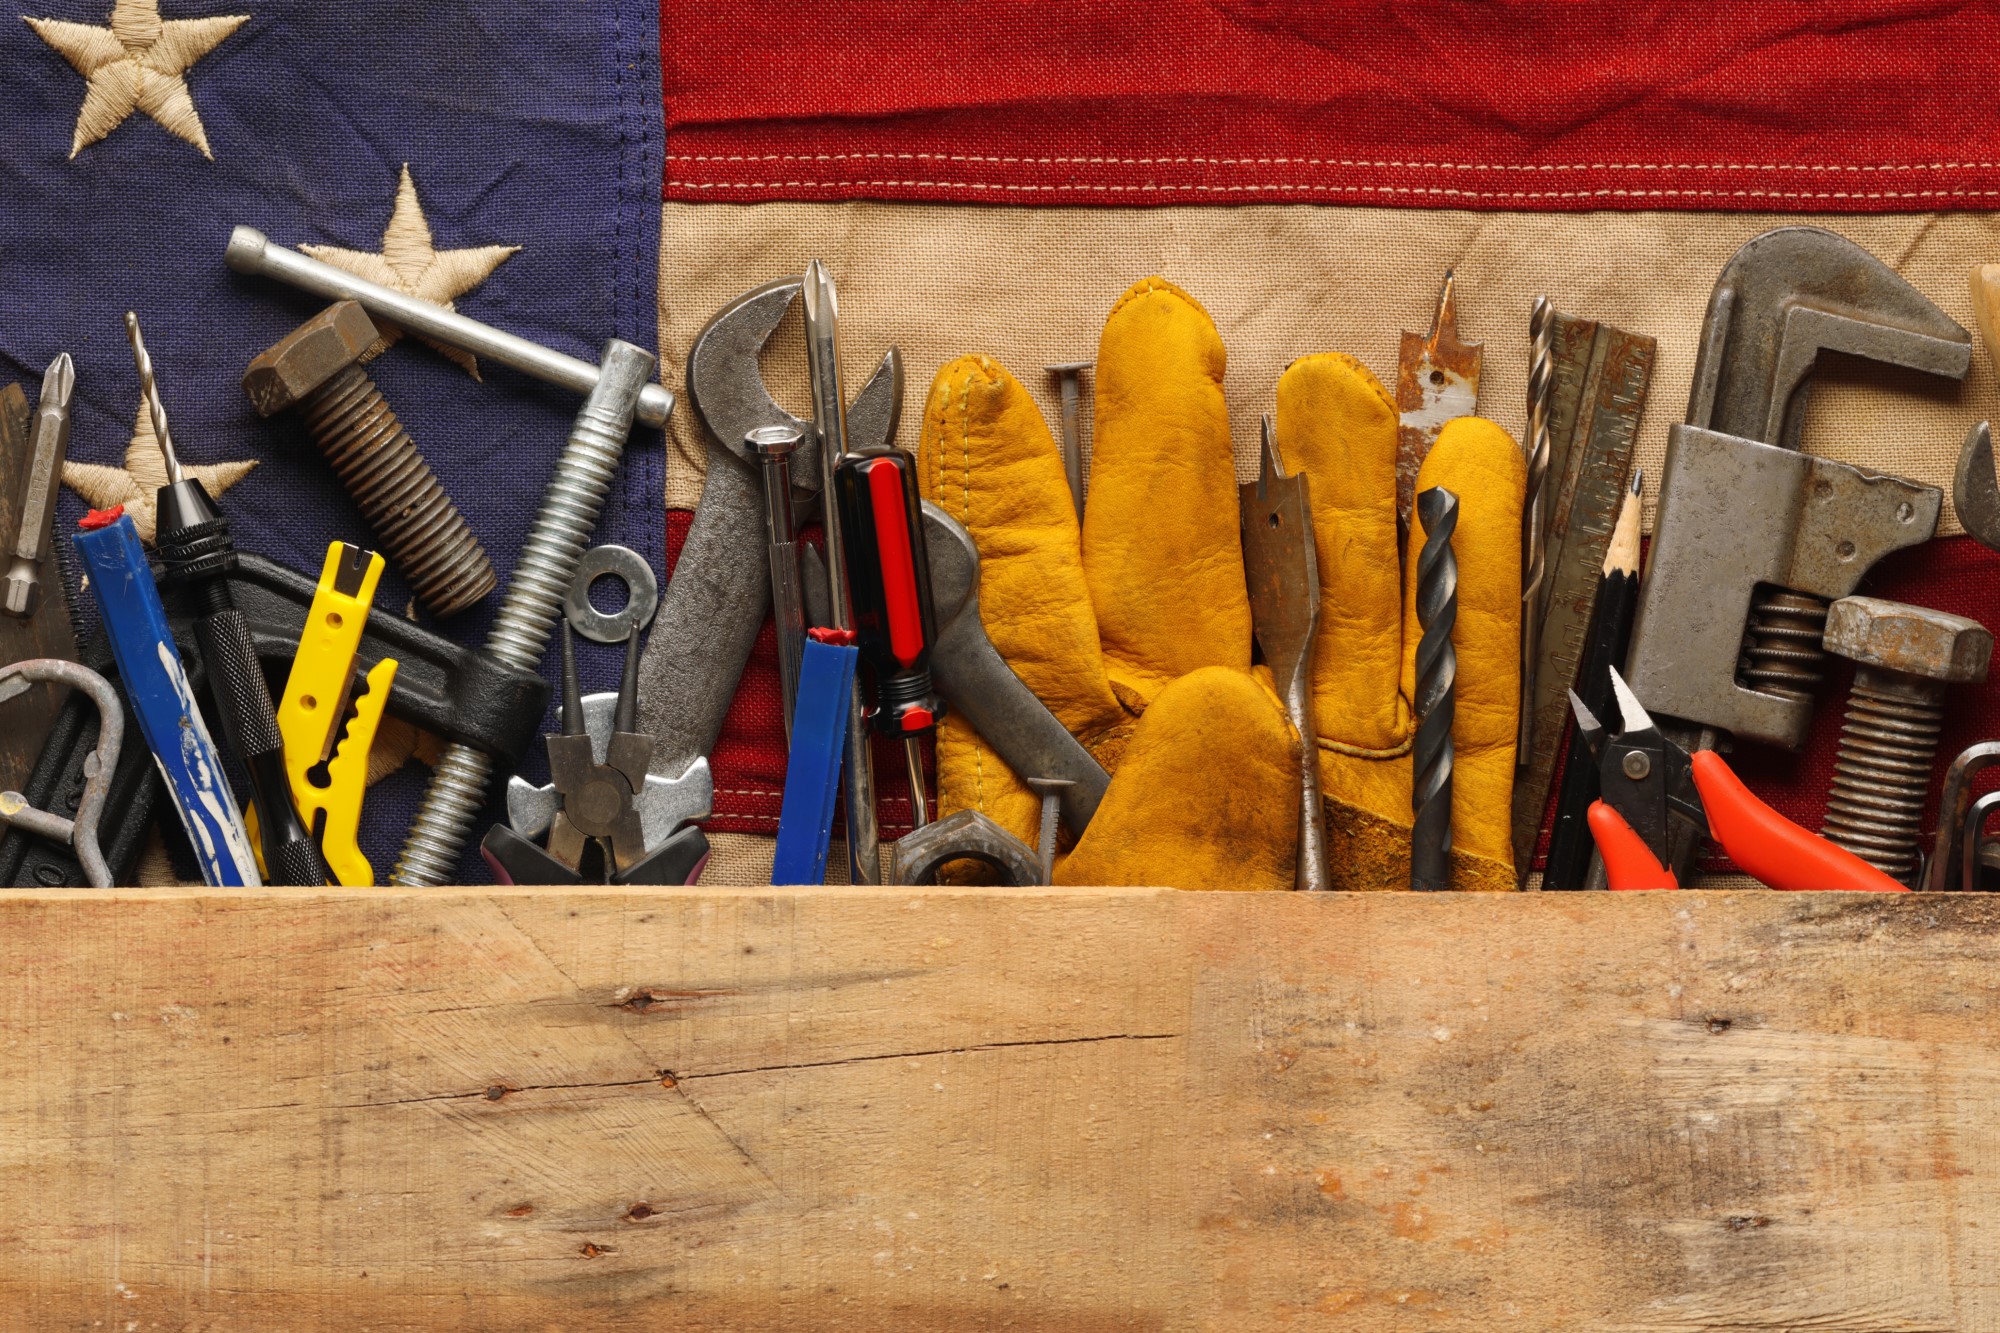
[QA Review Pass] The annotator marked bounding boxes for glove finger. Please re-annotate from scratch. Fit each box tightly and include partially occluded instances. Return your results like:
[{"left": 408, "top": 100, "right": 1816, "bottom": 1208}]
[
  {"left": 1055, "top": 667, "right": 1297, "bottom": 891},
  {"left": 1275, "top": 352, "right": 1407, "bottom": 756},
  {"left": 920, "top": 356, "right": 1127, "bottom": 836},
  {"left": 1084, "top": 279, "right": 1249, "bottom": 703},
  {"left": 1402, "top": 416, "right": 1526, "bottom": 884}
]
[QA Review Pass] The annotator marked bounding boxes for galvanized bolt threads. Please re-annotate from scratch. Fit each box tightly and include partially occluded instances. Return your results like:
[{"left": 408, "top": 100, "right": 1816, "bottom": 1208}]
[
  {"left": 299, "top": 363, "right": 496, "bottom": 617},
  {"left": 1738, "top": 589, "right": 1829, "bottom": 700},
  {"left": 391, "top": 339, "right": 657, "bottom": 887},
  {"left": 1411, "top": 486, "right": 1458, "bottom": 892},
  {"left": 1820, "top": 667, "right": 1943, "bottom": 881}
]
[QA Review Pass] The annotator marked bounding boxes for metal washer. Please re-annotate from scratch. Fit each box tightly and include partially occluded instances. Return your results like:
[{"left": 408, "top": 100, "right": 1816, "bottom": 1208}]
[{"left": 564, "top": 545, "right": 659, "bottom": 643}]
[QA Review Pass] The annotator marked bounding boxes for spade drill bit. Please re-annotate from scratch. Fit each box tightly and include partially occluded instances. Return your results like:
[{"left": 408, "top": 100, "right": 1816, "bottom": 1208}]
[
  {"left": 3, "top": 355, "right": 74, "bottom": 619},
  {"left": 1412, "top": 486, "right": 1459, "bottom": 892},
  {"left": 131, "top": 312, "right": 331, "bottom": 887},
  {"left": 1518, "top": 295, "right": 1553, "bottom": 765},
  {"left": 802, "top": 259, "right": 881, "bottom": 883}
]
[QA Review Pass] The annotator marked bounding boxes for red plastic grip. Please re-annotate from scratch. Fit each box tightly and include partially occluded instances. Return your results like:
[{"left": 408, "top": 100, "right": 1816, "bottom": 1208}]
[
  {"left": 1586, "top": 801, "right": 1679, "bottom": 890},
  {"left": 864, "top": 459, "right": 925, "bottom": 668},
  {"left": 1689, "top": 750, "right": 1909, "bottom": 892}
]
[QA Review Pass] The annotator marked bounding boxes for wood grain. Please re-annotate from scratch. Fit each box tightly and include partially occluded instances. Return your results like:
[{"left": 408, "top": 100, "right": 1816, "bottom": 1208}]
[
  {"left": 0, "top": 380, "right": 80, "bottom": 793},
  {"left": 1, "top": 887, "right": 1996, "bottom": 1330}
]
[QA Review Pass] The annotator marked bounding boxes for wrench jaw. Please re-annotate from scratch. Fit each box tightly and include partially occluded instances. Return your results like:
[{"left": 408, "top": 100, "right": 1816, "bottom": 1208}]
[{"left": 1954, "top": 421, "right": 2000, "bottom": 554}]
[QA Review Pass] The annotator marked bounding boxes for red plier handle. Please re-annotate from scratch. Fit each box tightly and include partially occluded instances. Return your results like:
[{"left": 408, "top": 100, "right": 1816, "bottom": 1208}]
[{"left": 1587, "top": 750, "right": 1908, "bottom": 892}]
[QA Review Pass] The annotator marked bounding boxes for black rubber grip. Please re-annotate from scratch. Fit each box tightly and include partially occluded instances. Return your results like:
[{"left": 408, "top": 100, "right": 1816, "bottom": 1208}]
[{"left": 195, "top": 608, "right": 327, "bottom": 886}]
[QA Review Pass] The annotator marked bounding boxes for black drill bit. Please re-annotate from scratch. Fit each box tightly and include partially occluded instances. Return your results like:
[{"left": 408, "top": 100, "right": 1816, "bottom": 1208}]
[
  {"left": 1411, "top": 486, "right": 1459, "bottom": 891},
  {"left": 131, "top": 313, "right": 330, "bottom": 887}
]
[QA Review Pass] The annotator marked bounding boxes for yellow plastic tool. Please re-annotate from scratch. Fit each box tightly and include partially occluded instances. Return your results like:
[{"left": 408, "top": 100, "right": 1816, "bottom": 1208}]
[{"left": 267, "top": 542, "right": 398, "bottom": 886}]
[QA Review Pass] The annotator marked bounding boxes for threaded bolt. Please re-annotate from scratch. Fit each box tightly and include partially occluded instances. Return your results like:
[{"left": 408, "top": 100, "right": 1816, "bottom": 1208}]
[
  {"left": 245, "top": 302, "right": 496, "bottom": 618},
  {"left": 1821, "top": 667, "right": 1944, "bottom": 881},
  {"left": 1819, "top": 596, "right": 1993, "bottom": 885},
  {"left": 391, "top": 339, "right": 656, "bottom": 887}
]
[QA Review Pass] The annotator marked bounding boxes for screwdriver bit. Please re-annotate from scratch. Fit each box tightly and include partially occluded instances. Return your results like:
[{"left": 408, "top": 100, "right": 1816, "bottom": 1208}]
[{"left": 3, "top": 355, "right": 75, "bottom": 619}]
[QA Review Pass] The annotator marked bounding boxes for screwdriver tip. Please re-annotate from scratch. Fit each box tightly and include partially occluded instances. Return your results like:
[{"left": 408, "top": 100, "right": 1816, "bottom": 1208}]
[
  {"left": 800, "top": 258, "right": 837, "bottom": 323},
  {"left": 40, "top": 352, "right": 74, "bottom": 407}
]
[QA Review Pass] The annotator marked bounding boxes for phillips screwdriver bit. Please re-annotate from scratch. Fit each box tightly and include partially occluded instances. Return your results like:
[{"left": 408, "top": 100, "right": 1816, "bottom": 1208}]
[{"left": 3, "top": 355, "right": 75, "bottom": 619}]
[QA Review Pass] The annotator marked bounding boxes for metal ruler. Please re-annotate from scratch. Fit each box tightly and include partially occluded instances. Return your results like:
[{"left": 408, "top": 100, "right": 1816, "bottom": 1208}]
[{"left": 1509, "top": 314, "right": 1656, "bottom": 877}]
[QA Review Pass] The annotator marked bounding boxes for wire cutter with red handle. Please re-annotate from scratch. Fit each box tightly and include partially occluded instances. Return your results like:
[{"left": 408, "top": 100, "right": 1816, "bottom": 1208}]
[{"left": 1570, "top": 669, "right": 1907, "bottom": 892}]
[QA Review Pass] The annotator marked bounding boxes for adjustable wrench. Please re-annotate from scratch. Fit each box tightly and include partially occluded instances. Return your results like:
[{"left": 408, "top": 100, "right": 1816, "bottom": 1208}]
[
  {"left": 1623, "top": 227, "right": 1971, "bottom": 880},
  {"left": 637, "top": 278, "right": 900, "bottom": 778}
]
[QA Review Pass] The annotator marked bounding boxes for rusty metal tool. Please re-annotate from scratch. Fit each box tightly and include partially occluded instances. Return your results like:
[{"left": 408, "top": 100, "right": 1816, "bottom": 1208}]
[
  {"left": 1241, "top": 417, "right": 1328, "bottom": 892},
  {"left": 635, "top": 277, "right": 900, "bottom": 801},
  {"left": 243, "top": 303, "right": 496, "bottom": 618},
  {"left": 1954, "top": 421, "right": 2000, "bottom": 554},
  {"left": 1396, "top": 271, "right": 1482, "bottom": 528},
  {"left": 0, "top": 659, "right": 121, "bottom": 887},
  {"left": 1506, "top": 312, "right": 1655, "bottom": 876},
  {"left": 1817, "top": 596, "right": 1990, "bottom": 884},
  {"left": 921, "top": 502, "right": 1109, "bottom": 840},
  {"left": 1623, "top": 227, "right": 1972, "bottom": 881},
  {"left": 890, "top": 809, "right": 1045, "bottom": 887},
  {"left": 4, "top": 356, "right": 74, "bottom": 621},
  {"left": 227, "top": 226, "right": 675, "bottom": 429}
]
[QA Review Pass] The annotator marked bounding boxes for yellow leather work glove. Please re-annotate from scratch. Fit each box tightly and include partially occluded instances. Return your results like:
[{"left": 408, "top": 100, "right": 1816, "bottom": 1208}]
[
  {"left": 1275, "top": 356, "right": 1526, "bottom": 890},
  {"left": 918, "top": 278, "right": 1299, "bottom": 890}
]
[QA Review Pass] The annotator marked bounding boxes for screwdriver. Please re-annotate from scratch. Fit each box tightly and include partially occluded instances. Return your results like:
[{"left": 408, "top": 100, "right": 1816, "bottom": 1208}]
[
  {"left": 128, "top": 313, "right": 330, "bottom": 887},
  {"left": 832, "top": 448, "right": 944, "bottom": 828}
]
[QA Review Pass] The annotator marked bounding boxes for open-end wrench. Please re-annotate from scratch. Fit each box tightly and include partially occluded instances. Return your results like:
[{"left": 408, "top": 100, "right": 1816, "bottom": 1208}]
[
  {"left": 637, "top": 278, "right": 900, "bottom": 780},
  {"left": 920, "top": 502, "right": 1109, "bottom": 837}
]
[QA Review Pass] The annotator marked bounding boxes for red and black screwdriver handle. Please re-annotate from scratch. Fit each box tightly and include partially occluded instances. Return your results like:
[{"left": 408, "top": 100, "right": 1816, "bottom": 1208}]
[
  {"left": 832, "top": 450, "right": 945, "bottom": 737},
  {"left": 1588, "top": 750, "right": 1907, "bottom": 892}
]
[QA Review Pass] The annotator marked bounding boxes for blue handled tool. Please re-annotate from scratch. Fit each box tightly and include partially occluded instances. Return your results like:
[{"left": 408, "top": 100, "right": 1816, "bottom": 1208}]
[
  {"left": 71, "top": 508, "right": 261, "bottom": 887},
  {"left": 771, "top": 633, "right": 859, "bottom": 886}
]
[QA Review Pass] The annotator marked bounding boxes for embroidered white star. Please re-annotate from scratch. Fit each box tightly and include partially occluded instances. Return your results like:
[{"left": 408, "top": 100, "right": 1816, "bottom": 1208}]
[
  {"left": 61, "top": 395, "right": 255, "bottom": 544},
  {"left": 302, "top": 165, "right": 520, "bottom": 380},
  {"left": 26, "top": 0, "right": 246, "bottom": 159}
]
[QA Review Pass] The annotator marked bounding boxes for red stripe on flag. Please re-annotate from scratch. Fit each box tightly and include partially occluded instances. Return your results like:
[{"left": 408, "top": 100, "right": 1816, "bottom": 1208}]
[{"left": 664, "top": 1, "right": 2000, "bottom": 210}]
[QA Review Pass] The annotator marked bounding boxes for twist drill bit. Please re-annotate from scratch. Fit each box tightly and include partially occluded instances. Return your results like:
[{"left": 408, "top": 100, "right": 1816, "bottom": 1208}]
[
  {"left": 1412, "top": 486, "right": 1459, "bottom": 892},
  {"left": 130, "top": 312, "right": 330, "bottom": 887},
  {"left": 1518, "top": 295, "right": 1553, "bottom": 765}
]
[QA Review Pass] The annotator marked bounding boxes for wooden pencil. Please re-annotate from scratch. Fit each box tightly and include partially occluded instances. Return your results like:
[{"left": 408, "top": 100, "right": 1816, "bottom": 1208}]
[{"left": 1541, "top": 468, "right": 1644, "bottom": 890}]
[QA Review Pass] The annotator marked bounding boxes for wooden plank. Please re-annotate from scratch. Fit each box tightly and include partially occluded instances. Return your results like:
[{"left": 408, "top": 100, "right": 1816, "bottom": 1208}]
[{"left": 1, "top": 888, "right": 1997, "bottom": 1330}]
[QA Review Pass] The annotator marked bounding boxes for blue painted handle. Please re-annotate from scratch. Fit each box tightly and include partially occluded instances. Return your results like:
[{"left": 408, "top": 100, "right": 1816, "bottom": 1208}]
[
  {"left": 72, "top": 514, "right": 261, "bottom": 887},
  {"left": 771, "top": 637, "right": 859, "bottom": 886}
]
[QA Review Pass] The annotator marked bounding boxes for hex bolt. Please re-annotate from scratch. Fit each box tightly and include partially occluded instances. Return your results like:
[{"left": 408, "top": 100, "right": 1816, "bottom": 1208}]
[
  {"left": 391, "top": 339, "right": 657, "bottom": 887},
  {"left": 1819, "top": 596, "right": 1993, "bottom": 883},
  {"left": 245, "top": 303, "right": 496, "bottom": 618}
]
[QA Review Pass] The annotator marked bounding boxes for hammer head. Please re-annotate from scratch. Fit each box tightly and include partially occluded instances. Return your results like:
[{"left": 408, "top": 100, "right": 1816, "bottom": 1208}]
[{"left": 242, "top": 302, "right": 378, "bottom": 416}]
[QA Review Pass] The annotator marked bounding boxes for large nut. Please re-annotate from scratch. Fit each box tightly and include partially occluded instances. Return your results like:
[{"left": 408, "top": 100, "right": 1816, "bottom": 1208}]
[
  {"left": 1823, "top": 595, "right": 1993, "bottom": 684},
  {"left": 241, "top": 302, "right": 377, "bottom": 416}
]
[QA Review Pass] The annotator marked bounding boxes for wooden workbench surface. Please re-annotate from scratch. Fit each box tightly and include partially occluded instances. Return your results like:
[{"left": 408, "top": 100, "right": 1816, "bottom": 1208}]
[{"left": 1, "top": 887, "right": 1995, "bottom": 1331}]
